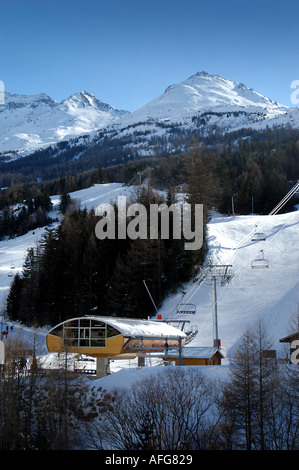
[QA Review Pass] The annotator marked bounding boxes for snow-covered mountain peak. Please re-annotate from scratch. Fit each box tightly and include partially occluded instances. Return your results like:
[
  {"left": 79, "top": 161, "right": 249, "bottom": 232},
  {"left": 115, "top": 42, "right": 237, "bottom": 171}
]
[
  {"left": 186, "top": 70, "right": 232, "bottom": 84},
  {"left": 2, "top": 91, "right": 56, "bottom": 109},
  {"left": 61, "top": 91, "right": 113, "bottom": 111},
  {"left": 120, "top": 71, "right": 289, "bottom": 127},
  {"left": 64, "top": 90, "right": 97, "bottom": 105},
  {"left": 0, "top": 90, "right": 128, "bottom": 156},
  {"left": 185, "top": 71, "right": 287, "bottom": 109}
]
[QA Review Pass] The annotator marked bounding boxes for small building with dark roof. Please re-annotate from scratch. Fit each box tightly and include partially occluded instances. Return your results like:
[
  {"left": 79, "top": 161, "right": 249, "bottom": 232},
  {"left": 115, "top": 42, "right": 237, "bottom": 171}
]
[{"left": 164, "top": 346, "right": 224, "bottom": 366}]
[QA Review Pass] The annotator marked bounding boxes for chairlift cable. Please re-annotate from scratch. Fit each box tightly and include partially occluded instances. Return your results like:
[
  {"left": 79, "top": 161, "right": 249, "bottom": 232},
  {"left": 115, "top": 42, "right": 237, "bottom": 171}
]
[{"left": 269, "top": 180, "right": 299, "bottom": 216}]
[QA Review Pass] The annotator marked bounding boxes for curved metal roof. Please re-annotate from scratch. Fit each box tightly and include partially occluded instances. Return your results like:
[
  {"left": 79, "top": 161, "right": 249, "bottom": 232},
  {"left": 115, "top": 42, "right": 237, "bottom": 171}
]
[
  {"left": 48, "top": 316, "right": 186, "bottom": 340},
  {"left": 88, "top": 316, "right": 186, "bottom": 339}
]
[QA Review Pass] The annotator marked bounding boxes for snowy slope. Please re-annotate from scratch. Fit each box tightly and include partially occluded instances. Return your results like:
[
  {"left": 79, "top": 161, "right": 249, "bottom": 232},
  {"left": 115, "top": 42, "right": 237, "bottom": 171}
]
[
  {"left": 0, "top": 183, "right": 298, "bottom": 376},
  {"left": 0, "top": 91, "right": 128, "bottom": 156},
  {"left": 158, "top": 209, "right": 299, "bottom": 361}
]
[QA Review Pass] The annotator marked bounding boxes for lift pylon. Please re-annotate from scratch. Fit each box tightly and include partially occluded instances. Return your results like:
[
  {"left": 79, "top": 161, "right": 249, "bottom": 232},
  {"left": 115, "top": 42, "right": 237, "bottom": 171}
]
[{"left": 197, "top": 262, "right": 234, "bottom": 347}]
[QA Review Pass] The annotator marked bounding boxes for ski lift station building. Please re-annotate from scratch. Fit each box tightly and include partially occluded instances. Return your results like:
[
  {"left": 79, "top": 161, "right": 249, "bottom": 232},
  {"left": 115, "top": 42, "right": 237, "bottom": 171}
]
[{"left": 46, "top": 316, "right": 187, "bottom": 376}]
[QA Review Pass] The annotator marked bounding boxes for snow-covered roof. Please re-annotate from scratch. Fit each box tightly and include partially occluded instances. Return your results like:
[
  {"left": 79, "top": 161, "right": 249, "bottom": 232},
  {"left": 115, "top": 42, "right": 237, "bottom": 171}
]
[
  {"left": 89, "top": 316, "right": 186, "bottom": 339},
  {"left": 167, "top": 347, "right": 224, "bottom": 359},
  {"left": 279, "top": 332, "right": 299, "bottom": 343}
]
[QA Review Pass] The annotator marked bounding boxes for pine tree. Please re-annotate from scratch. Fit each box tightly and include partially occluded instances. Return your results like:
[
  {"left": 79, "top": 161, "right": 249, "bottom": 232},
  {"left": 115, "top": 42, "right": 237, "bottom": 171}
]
[
  {"left": 19, "top": 247, "right": 42, "bottom": 325},
  {"left": 108, "top": 239, "right": 163, "bottom": 318},
  {"left": 183, "top": 145, "right": 215, "bottom": 276},
  {"left": 59, "top": 191, "right": 71, "bottom": 215},
  {"left": 6, "top": 273, "right": 24, "bottom": 322},
  {"left": 235, "top": 158, "right": 265, "bottom": 214}
]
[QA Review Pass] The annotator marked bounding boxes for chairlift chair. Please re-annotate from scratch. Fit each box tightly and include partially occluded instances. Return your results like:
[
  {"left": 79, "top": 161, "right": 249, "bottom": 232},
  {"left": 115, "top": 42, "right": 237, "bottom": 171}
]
[
  {"left": 251, "top": 224, "right": 266, "bottom": 242},
  {"left": 176, "top": 303, "right": 196, "bottom": 315},
  {"left": 251, "top": 232, "right": 266, "bottom": 242},
  {"left": 8, "top": 264, "right": 15, "bottom": 277},
  {"left": 251, "top": 250, "right": 269, "bottom": 269}
]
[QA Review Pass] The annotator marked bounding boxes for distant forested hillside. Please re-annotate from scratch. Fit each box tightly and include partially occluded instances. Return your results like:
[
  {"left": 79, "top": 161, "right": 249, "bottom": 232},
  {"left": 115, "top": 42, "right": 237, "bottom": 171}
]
[{"left": 0, "top": 126, "right": 298, "bottom": 192}]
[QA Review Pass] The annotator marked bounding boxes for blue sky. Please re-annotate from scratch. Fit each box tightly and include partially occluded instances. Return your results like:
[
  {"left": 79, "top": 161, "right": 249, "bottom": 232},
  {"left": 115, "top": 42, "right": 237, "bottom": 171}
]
[{"left": 0, "top": 0, "right": 298, "bottom": 110}]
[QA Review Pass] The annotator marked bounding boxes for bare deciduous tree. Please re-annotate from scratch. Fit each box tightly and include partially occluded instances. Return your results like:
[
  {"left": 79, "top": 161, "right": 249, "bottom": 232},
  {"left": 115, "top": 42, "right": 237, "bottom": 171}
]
[{"left": 92, "top": 368, "right": 219, "bottom": 450}]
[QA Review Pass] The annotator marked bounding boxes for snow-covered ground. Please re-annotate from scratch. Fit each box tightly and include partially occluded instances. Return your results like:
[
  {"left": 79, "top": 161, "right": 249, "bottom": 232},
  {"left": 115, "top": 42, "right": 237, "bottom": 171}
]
[{"left": 0, "top": 183, "right": 298, "bottom": 388}]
